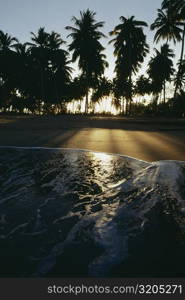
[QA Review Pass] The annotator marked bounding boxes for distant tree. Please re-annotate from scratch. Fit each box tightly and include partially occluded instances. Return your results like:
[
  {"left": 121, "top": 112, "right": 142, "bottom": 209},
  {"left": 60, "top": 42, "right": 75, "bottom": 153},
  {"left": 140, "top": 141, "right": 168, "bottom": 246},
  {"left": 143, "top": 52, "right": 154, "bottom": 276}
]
[
  {"left": 135, "top": 75, "right": 152, "bottom": 97},
  {"left": 66, "top": 9, "right": 108, "bottom": 113},
  {"left": 163, "top": 0, "right": 185, "bottom": 96},
  {"left": 0, "top": 30, "right": 18, "bottom": 51},
  {"left": 47, "top": 31, "right": 72, "bottom": 106},
  {"left": 13, "top": 42, "right": 31, "bottom": 89},
  {"left": 30, "top": 27, "right": 49, "bottom": 107},
  {"left": 147, "top": 44, "right": 174, "bottom": 103},
  {"left": 28, "top": 28, "right": 72, "bottom": 113},
  {"left": 174, "top": 58, "right": 185, "bottom": 91},
  {"left": 0, "top": 31, "right": 20, "bottom": 110},
  {"left": 47, "top": 31, "right": 65, "bottom": 50},
  {"left": 169, "top": 90, "right": 185, "bottom": 117},
  {"left": 152, "top": 1, "right": 185, "bottom": 96},
  {"left": 91, "top": 77, "right": 112, "bottom": 105},
  {"left": 110, "top": 16, "right": 149, "bottom": 115},
  {"left": 151, "top": 7, "right": 182, "bottom": 43}
]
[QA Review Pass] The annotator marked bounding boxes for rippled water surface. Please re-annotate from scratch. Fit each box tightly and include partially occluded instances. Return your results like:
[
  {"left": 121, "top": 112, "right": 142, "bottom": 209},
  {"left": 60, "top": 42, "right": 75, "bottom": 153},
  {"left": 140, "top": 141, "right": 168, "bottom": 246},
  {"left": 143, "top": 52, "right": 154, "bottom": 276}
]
[{"left": 0, "top": 147, "right": 185, "bottom": 277}]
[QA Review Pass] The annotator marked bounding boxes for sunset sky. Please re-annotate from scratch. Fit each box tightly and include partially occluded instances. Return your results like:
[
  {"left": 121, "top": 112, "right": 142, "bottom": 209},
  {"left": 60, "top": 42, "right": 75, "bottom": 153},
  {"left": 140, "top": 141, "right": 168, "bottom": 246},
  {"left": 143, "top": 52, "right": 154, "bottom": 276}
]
[{"left": 0, "top": 0, "right": 181, "bottom": 79}]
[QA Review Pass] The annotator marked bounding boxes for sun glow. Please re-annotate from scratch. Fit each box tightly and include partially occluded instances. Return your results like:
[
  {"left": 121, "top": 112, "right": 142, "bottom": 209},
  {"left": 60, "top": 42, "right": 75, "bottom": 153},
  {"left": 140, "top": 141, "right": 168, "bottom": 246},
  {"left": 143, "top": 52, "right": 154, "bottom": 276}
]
[{"left": 67, "top": 97, "right": 119, "bottom": 115}]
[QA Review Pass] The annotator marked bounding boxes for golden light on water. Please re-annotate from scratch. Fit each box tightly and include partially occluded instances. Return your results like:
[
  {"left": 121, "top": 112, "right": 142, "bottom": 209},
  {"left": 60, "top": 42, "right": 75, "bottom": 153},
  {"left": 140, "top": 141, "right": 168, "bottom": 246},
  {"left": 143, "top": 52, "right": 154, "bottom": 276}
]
[
  {"left": 91, "top": 152, "right": 114, "bottom": 186},
  {"left": 92, "top": 151, "right": 113, "bottom": 163}
]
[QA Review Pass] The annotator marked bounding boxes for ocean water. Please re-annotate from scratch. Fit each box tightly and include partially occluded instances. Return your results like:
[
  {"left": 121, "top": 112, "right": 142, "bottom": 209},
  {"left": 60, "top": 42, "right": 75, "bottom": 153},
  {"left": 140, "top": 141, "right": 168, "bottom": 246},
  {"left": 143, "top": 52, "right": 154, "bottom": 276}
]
[{"left": 0, "top": 147, "right": 185, "bottom": 277}]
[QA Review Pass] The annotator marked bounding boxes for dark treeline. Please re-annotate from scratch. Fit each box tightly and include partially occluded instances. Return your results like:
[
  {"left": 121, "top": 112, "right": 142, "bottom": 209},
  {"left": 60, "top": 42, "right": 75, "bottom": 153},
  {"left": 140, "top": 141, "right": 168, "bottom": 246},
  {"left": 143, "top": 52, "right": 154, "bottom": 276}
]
[{"left": 1, "top": 0, "right": 185, "bottom": 117}]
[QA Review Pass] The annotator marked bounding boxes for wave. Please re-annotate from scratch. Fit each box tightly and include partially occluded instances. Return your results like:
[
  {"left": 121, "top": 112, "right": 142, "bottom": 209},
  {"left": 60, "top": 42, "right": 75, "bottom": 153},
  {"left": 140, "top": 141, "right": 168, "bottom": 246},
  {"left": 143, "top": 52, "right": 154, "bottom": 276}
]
[{"left": 0, "top": 147, "right": 185, "bottom": 277}]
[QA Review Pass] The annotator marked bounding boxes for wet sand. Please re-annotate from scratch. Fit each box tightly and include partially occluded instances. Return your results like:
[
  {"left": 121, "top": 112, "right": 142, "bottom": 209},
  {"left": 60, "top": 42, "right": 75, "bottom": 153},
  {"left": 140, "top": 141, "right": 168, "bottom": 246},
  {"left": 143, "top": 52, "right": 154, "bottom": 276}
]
[{"left": 0, "top": 114, "right": 185, "bottom": 162}]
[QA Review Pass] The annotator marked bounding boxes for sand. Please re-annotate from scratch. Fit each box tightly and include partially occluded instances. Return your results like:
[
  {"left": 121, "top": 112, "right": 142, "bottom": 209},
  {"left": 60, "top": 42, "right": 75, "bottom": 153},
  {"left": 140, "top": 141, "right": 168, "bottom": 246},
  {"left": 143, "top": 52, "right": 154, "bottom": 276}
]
[{"left": 0, "top": 114, "right": 185, "bottom": 162}]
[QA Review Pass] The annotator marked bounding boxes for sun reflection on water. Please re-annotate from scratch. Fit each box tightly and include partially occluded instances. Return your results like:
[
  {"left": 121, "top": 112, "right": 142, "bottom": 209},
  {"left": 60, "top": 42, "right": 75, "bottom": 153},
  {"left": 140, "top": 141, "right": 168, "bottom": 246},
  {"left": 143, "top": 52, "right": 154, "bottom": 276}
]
[{"left": 92, "top": 152, "right": 113, "bottom": 164}]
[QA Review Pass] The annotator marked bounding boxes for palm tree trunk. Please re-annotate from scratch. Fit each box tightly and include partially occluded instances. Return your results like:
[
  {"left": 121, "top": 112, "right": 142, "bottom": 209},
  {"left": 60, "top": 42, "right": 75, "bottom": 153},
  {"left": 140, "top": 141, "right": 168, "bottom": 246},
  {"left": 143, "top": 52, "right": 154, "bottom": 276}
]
[
  {"left": 174, "top": 22, "right": 185, "bottom": 98},
  {"left": 121, "top": 98, "right": 124, "bottom": 115},
  {"left": 129, "top": 73, "right": 132, "bottom": 115},
  {"left": 54, "top": 76, "right": 59, "bottom": 104},
  {"left": 40, "top": 66, "right": 44, "bottom": 115},
  {"left": 123, "top": 98, "right": 126, "bottom": 115},
  {"left": 85, "top": 88, "right": 89, "bottom": 114},
  {"left": 125, "top": 99, "right": 128, "bottom": 115},
  {"left": 128, "top": 36, "right": 132, "bottom": 115},
  {"left": 163, "top": 80, "right": 166, "bottom": 104},
  {"left": 73, "top": 100, "right": 75, "bottom": 113}
]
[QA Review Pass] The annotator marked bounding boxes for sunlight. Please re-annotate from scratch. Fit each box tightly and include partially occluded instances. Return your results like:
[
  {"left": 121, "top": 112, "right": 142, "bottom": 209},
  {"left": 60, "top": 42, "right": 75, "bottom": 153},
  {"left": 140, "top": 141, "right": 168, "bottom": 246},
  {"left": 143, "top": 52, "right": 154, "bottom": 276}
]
[
  {"left": 92, "top": 151, "right": 113, "bottom": 164},
  {"left": 94, "top": 97, "right": 118, "bottom": 115},
  {"left": 66, "top": 97, "right": 119, "bottom": 115}
]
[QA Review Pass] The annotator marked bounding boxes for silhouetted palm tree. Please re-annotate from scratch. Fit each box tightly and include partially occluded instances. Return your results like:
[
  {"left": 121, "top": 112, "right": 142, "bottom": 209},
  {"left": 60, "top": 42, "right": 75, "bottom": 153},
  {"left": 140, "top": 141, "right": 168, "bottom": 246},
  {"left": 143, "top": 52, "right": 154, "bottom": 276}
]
[
  {"left": 112, "top": 78, "right": 131, "bottom": 114},
  {"left": 25, "top": 28, "right": 72, "bottom": 112},
  {"left": 14, "top": 42, "right": 30, "bottom": 56},
  {"left": 30, "top": 27, "right": 49, "bottom": 107},
  {"left": 148, "top": 44, "right": 174, "bottom": 103},
  {"left": 151, "top": 1, "right": 185, "bottom": 96},
  {"left": 47, "top": 31, "right": 72, "bottom": 104},
  {"left": 66, "top": 9, "right": 108, "bottom": 113},
  {"left": 0, "top": 31, "right": 19, "bottom": 110},
  {"left": 174, "top": 58, "right": 185, "bottom": 91},
  {"left": 110, "top": 16, "right": 149, "bottom": 114},
  {"left": 91, "top": 77, "right": 112, "bottom": 103},
  {"left": 13, "top": 43, "right": 31, "bottom": 94},
  {"left": 170, "top": 89, "right": 185, "bottom": 117},
  {"left": 151, "top": 8, "right": 182, "bottom": 43},
  {"left": 135, "top": 75, "right": 152, "bottom": 97},
  {"left": 30, "top": 27, "right": 49, "bottom": 48},
  {"left": 162, "top": 0, "right": 185, "bottom": 96},
  {"left": 48, "top": 31, "right": 65, "bottom": 50},
  {"left": 0, "top": 31, "right": 18, "bottom": 51}
]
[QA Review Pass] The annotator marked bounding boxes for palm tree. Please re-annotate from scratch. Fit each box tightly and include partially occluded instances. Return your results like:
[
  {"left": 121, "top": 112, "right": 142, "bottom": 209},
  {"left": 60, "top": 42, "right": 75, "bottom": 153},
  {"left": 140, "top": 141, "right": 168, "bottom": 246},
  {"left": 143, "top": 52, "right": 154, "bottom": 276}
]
[
  {"left": 0, "top": 31, "right": 19, "bottom": 110},
  {"left": 47, "top": 31, "right": 72, "bottom": 105},
  {"left": 30, "top": 27, "right": 49, "bottom": 108},
  {"left": 13, "top": 43, "right": 30, "bottom": 92},
  {"left": 151, "top": 8, "right": 182, "bottom": 43},
  {"left": 135, "top": 75, "right": 152, "bottom": 97},
  {"left": 0, "top": 31, "right": 18, "bottom": 51},
  {"left": 91, "top": 77, "right": 112, "bottom": 104},
  {"left": 13, "top": 42, "right": 30, "bottom": 56},
  {"left": 177, "top": 0, "right": 185, "bottom": 87},
  {"left": 0, "top": 32, "right": 19, "bottom": 82},
  {"left": 48, "top": 31, "right": 65, "bottom": 50},
  {"left": 151, "top": 1, "right": 184, "bottom": 97},
  {"left": 30, "top": 27, "right": 49, "bottom": 48},
  {"left": 17, "top": 29, "right": 72, "bottom": 113},
  {"left": 0, "top": 31, "right": 19, "bottom": 81},
  {"left": 112, "top": 78, "right": 131, "bottom": 114},
  {"left": 51, "top": 49, "right": 72, "bottom": 106},
  {"left": 66, "top": 9, "right": 108, "bottom": 113},
  {"left": 174, "top": 58, "right": 185, "bottom": 91},
  {"left": 148, "top": 44, "right": 174, "bottom": 103},
  {"left": 162, "top": 0, "right": 185, "bottom": 96},
  {"left": 110, "top": 16, "right": 149, "bottom": 115}
]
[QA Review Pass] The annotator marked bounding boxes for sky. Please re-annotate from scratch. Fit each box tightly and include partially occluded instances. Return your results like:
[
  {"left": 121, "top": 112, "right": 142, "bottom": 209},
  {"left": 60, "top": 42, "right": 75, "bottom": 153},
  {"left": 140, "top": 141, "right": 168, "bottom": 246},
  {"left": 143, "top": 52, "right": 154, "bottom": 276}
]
[{"left": 0, "top": 0, "right": 181, "bottom": 80}]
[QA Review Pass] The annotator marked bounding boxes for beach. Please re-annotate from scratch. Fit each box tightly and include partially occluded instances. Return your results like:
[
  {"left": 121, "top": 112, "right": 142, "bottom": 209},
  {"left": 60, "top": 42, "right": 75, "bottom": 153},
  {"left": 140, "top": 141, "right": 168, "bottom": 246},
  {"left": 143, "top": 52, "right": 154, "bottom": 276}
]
[{"left": 0, "top": 115, "right": 185, "bottom": 161}]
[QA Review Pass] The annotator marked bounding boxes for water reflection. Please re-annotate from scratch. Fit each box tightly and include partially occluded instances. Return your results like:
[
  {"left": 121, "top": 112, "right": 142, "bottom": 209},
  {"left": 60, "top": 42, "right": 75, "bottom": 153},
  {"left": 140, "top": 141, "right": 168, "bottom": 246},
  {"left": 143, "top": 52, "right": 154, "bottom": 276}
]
[
  {"left": 0, "top": 147, "right": 185, "bottom": 278},
  {"left": 92, "top": 151, "right": 113, "bottom": 164}
]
